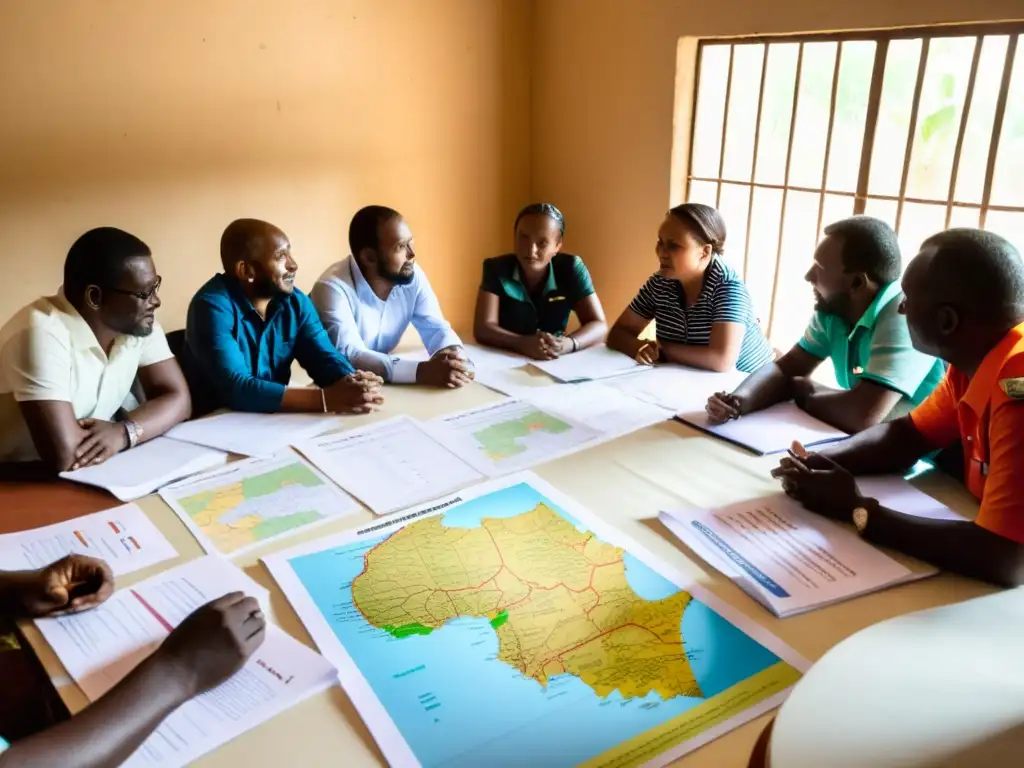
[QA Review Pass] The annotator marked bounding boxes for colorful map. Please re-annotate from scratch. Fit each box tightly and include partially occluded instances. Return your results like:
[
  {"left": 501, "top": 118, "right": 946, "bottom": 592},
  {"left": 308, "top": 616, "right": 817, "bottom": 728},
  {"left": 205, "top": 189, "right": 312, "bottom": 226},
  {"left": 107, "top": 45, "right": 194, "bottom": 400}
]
[
  {"left": 433, "top": 400, "right": 602, "bottom": 474},
  {"left": 280, "top": 478, "right": 802, "bottom": 768},
  {"left": 164, "top": 455, "right": 357, "bottom": 556},
  {"left": 472, "top": 410, "right": 573, "bottom": 460}
]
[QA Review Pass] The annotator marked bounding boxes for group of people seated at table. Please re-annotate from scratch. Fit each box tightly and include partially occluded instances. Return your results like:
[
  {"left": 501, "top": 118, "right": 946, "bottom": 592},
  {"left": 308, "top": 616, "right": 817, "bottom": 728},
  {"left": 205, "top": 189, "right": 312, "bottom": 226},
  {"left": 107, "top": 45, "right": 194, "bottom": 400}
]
[
  {"left": 1, "top": 200, "right": 1024, "bottom": 764},
  {"left": 0, "top": 201, "right": 1022, "bottom": 584}
]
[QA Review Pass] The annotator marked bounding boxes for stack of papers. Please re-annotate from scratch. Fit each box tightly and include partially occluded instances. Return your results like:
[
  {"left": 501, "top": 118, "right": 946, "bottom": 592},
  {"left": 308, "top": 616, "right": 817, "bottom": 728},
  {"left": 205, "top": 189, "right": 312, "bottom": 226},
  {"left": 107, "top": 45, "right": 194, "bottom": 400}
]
[
  {"left": 295, "top": 416, "right": 485, "bottom": 515},
  {"left": 531, "top": 343, "right": 650, "bottom": 382},
  {"left": 659, "top": 481, "right": 949, "bottom": 618},
  {"left": 165, "top": 411, "right": 342, "bottom": 457},
  {"left": 160, "top": 451, "right": 359, "bottom": 558},
  {"left": 676, "top": 402, "right": 847, "bottom": 455},
  {"left": 35, "top": 556, "right": 336, "bottom": 767},
  {"left": 0, "top": 504, "right": 177, "bottom": 576},
  {"left": 59, "top": 437, "right": 228, "bottom": 501}
]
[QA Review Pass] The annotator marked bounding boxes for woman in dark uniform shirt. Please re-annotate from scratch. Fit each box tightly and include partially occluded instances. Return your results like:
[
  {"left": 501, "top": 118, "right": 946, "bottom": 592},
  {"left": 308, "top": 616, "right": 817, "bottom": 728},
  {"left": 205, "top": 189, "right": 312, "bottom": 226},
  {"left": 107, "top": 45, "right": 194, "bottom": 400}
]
[{"left": 473, "top": 203, "right": 608, "bottom": 361}]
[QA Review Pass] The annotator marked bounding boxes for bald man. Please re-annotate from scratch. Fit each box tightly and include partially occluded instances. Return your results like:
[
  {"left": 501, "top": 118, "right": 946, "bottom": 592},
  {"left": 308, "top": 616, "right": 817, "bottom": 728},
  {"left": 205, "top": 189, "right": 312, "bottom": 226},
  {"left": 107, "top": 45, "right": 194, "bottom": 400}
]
[
  {"left": 181, "top": 219, "right": 383, "bottom": 416},
  {"left": 774, "top": 229, "right": 1024, "bottom": 586}
]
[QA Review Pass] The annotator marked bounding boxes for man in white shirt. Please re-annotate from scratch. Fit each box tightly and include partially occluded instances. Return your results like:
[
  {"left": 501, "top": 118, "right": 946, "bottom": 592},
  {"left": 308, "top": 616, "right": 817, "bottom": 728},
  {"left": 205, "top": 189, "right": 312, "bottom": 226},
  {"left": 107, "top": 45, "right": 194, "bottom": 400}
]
[
  {"left": 311, "top": 206, "right": 473, "bottom": 388},
  {"left": 0, "top": 227, "right": 191, "bottom": 471}
]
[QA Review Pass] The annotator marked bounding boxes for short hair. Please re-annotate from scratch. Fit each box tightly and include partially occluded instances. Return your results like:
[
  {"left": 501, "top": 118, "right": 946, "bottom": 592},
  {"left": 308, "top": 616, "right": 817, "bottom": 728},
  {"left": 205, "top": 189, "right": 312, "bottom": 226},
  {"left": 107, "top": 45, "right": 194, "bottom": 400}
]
[
  {"left": 823, "top": 216, "right": 901, "bottom": 284},
  {"left": 349, "top": 206, "right": 402, "bottom": 257},
  {"left": 64, "top": 227, "right": 151, "bottom": 302},
  {"left": 220, "top": 218, "right": 274, "bottom": 272},
  {"left": 922, "top": 228, "right": 1024, "bottom": 322},
  {"left": 668, "top": 203, "right": 726, "bottom": 255},
  {"left": 514, "top": 203, "right": 565, "bottom": 237}
]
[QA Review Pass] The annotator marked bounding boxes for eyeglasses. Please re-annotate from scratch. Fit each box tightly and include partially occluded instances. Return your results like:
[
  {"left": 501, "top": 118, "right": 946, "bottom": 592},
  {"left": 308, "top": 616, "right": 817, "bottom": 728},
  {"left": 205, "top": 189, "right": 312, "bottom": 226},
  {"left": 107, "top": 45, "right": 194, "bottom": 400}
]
[{"left": 106, "top": 276, "right": 162, "bottom": 302}]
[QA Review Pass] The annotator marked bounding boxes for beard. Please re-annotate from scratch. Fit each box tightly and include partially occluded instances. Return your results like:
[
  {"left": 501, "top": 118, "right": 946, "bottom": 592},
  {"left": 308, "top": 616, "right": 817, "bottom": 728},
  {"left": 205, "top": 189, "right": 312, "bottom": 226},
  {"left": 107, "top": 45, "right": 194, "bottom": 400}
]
[
  {"left": 814, "top": 290, "right": 851, "bottom": 318},
  {"left": 109, "top": 313, "right": 155, "bottom": 338},
  {"left": 380, "top": 261, "right": 415, "bottom": 286},
  {"left": 252, "top": 273, "right": 292, "bottom": 298}
]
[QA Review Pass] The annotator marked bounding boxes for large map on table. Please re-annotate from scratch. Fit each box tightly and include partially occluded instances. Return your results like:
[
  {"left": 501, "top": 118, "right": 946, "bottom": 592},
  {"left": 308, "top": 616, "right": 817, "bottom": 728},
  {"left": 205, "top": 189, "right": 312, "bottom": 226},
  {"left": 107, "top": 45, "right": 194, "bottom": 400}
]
[
  {"left": 268, "top": 475, "right": 803, "bottom": 768},
  {"left": 161, "top": 453, "right": 358, "bottom": 557}
]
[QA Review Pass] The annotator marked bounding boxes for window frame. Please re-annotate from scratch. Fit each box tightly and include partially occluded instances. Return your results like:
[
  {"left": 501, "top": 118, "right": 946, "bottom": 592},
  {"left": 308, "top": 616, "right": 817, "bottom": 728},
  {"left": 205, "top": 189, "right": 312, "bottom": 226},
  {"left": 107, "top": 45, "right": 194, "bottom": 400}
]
[{"left": 685, "top": 22, "right": 1024, "bottom": 337}]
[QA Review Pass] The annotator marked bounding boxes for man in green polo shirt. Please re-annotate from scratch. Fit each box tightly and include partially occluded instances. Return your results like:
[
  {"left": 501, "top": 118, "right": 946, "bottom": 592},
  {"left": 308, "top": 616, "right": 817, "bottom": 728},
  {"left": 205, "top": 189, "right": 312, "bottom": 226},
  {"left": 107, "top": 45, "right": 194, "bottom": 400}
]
[
  {"left": 473, "top": 203, "right": 607, "bottom": 360},
  {"left": 706, "top": 216, "right": 944, "bottom": 434}
]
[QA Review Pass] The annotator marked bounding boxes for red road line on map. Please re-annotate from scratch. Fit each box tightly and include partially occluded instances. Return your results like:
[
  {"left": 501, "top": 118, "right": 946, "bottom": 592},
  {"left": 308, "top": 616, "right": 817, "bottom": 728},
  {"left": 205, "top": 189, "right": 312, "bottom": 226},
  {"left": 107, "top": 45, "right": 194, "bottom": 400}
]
[{"left": 548, "top": 622, "right": 665, "bottom": 664}]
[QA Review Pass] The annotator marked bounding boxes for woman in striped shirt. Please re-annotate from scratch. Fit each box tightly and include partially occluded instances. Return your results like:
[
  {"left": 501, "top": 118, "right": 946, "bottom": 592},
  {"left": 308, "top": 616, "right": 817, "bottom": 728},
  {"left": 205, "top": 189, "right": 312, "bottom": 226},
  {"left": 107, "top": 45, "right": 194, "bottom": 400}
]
[{"left": 607, "top": 203, "right": 774, "bottom": 373}]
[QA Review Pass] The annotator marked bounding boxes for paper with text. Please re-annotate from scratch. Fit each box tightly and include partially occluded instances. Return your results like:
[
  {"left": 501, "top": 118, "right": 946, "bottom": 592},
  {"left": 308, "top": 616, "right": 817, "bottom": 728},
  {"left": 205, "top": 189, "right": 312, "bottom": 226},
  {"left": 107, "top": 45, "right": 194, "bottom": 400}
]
[
  {"left": 677, "top": 402, "right": 847, "bottom": 455},
  {"left": 59, "top": 437, "right": 229, "bottom": 501},
  {"left": 36, "top": 556, "right": 335, "bottom": 768},
  {"left": 0, "top": 504, "right": 177, "bottom": 576},
  {"left": 165, "top": 411, "right": 343, "bottom": 458},
  {"left": 160, "top": 451, "right": 359, "bottom": 557},
  {"left": 295, "top": 416, "right": 485, "bottom": 515},
  {"left": 660, "top": 493, "right": 936, "bottom": 618}
]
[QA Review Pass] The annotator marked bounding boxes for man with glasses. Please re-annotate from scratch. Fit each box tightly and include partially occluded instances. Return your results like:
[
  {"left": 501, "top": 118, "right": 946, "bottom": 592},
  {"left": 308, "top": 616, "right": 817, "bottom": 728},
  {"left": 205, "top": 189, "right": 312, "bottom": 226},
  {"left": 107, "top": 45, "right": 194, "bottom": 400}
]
[{"left": 0, "top": 227, "right": 191, "bottom": 471}]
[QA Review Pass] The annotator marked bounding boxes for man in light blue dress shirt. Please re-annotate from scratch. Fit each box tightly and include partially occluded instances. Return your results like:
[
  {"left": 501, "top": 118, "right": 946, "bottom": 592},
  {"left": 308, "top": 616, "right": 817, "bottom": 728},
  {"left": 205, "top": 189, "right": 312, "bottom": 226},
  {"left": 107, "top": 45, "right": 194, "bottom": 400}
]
[{"left": 311, "top": 206, "right": 473, "bottom": 388}]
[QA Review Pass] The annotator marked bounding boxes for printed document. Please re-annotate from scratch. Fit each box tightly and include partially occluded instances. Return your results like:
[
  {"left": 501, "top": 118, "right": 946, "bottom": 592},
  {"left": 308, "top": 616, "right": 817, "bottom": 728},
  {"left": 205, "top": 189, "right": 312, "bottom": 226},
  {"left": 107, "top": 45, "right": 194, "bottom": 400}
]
[
  {"left": 660, "top": 490, "right": 939, "bottom": 618},
  {"left": 160, "top": 451, "right": 359, "bottom": 557},
  {"left": 59, "top": 437, "right": 228, "bottom": 501},
  {"left": 677, "top": 402, "right": 847, "bottom": 455},
  {"left": 522, "top": 381, "right": 672, "bottom": 440},
  {"left": 295, "top": 416, "right": 485, "bottom": 515},
  {"left": 606, "top": 365, "right": 746, "bottom": 414},
  {"left": 531, "top": 344, "right": 650, "bottom": 382},
  {"left": 35, "top": 556, "right": 335, "bottom": 768},
  {"left": 0, "top": 504, "right": 177, "bottom": 576},
  {"left": 426, "top": 399, "right": 602, "bottom": 476},
  {"left": 165, "top": 411, "right": 342, "bottom": 457}
]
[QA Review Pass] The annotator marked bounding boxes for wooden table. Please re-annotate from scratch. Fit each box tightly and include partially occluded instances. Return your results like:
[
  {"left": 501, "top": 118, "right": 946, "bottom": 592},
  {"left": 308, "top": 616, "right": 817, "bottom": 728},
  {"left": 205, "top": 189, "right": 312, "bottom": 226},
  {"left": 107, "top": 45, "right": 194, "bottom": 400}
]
[
  {"left": 14, "top": 380, "right": 993, "bottom": 767},
  {"left": 0, "top": 474, "right": 115, "bottom": 534}
]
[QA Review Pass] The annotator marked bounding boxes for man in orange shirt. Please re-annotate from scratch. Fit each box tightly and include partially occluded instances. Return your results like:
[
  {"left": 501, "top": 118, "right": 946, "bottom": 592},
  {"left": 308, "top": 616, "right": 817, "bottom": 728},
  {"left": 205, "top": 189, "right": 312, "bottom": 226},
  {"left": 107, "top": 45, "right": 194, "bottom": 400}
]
[{"left": 773, "top": 228, "right": 1024, "bottom": 586}]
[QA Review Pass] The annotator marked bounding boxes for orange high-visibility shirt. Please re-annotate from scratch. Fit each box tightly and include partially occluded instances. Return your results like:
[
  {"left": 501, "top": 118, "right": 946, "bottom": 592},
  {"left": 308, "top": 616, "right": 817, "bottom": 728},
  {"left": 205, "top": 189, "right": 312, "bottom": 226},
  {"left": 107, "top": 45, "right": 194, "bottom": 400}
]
[{"left": 910, "top": 322, "right": 1024, "bottom": 543}]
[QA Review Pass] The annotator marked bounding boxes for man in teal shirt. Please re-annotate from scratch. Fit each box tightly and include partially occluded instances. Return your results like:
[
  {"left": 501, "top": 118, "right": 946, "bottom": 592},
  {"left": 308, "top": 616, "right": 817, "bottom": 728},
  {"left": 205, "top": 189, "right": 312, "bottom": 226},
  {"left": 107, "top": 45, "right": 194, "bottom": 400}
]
[{"left": 706, "top": 216, "right": 944, "bottom": 434}]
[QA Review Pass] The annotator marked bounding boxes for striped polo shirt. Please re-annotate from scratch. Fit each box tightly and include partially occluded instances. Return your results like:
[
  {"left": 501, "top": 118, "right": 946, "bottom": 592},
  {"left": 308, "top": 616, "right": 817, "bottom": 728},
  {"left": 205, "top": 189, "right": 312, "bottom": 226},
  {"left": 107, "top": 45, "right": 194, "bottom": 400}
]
[{"left": 628, "top": 257, "right": 774, "bottom": 373}]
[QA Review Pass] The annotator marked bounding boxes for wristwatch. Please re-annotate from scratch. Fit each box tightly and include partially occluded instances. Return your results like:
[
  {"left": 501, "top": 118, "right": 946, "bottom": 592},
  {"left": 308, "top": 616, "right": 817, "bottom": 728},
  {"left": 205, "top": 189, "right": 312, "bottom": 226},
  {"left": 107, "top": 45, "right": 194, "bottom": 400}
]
[{"left": 852, "top": 505, "right": 870, "bottom": 534}]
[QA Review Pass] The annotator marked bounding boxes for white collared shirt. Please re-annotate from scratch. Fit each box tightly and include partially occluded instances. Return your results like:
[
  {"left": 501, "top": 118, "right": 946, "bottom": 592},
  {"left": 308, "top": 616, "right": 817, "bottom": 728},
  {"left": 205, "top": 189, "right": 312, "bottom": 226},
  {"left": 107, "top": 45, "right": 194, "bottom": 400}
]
[
  {"left": 0, "top": 290, "right": 172, "bottom": 461},
  {"left": 310, "top": 256, "right": 462, "bottom": 383}
]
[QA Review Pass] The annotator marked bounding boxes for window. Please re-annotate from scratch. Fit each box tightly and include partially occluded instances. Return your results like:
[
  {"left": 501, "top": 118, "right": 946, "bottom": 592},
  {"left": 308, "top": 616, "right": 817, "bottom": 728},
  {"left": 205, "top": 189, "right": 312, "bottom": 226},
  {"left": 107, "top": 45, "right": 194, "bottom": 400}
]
[{"left": 685, "top": 24, "right": 1024, "bottom": 346}]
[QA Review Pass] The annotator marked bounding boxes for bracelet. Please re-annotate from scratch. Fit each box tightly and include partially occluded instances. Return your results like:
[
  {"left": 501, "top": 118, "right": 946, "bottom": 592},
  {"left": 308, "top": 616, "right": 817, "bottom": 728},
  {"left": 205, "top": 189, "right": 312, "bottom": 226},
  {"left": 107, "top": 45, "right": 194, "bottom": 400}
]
[
  {"left": 570, "top": 336, "right": 579, "bottom": 353},
  {"left": 123, "top": 419, "right": 143, "bottom": 449}
]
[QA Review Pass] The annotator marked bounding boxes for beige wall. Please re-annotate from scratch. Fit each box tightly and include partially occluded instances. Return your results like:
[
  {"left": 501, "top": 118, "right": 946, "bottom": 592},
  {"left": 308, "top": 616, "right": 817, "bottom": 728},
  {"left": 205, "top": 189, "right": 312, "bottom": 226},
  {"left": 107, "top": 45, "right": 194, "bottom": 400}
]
[
  {"left": 532, "top": 0, "right": 1024, "bottom": 323},
  {"left": 0, "top": 0, "right": 532, "bottom": 333},
  {"left": 3, "top": 0, "right": 1021, "bottom": 338}
]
